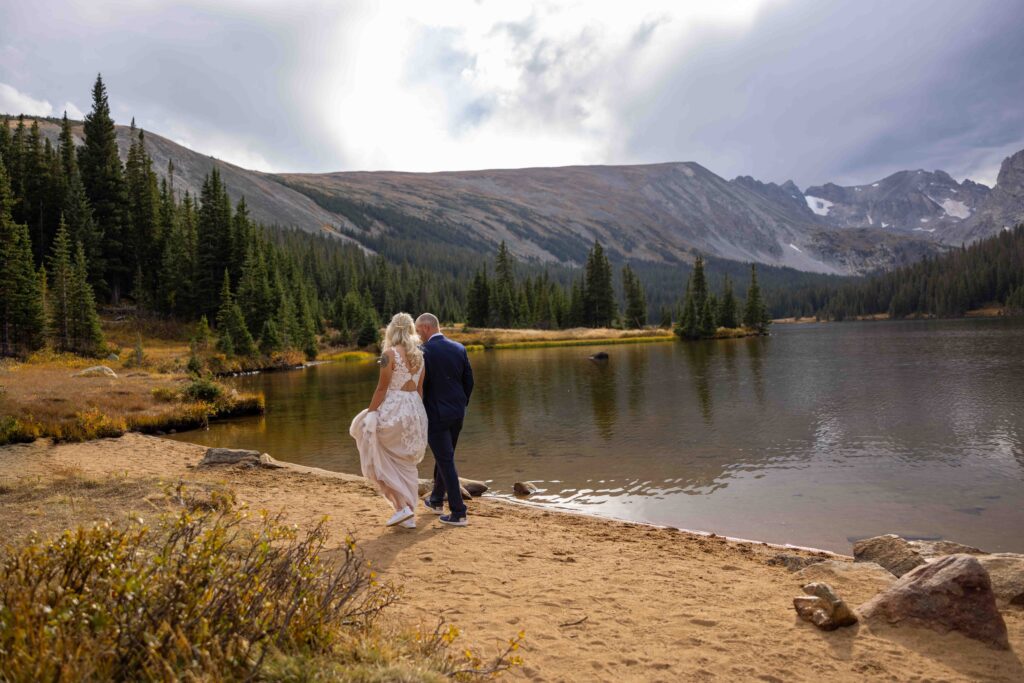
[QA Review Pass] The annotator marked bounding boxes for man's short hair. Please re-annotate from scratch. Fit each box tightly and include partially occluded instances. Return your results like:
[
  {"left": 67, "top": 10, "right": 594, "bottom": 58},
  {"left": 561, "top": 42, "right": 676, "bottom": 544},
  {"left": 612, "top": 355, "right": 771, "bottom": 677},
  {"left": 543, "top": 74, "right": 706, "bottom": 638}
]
[{"left": 416, "top": 313, "right": 440, "bottom": 330}]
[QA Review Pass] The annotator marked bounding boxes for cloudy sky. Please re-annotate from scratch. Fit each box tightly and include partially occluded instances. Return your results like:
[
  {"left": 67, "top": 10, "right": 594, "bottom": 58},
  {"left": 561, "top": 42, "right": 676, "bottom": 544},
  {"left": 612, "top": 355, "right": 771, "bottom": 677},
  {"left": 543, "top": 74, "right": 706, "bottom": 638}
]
[{"left": 2, "top": 0, "right": 1022, "bottom": 187}]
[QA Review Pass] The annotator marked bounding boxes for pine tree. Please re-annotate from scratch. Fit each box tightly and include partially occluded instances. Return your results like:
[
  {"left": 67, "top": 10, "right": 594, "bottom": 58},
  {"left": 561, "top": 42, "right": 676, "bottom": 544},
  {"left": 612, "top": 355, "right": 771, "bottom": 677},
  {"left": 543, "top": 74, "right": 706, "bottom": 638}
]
[
  {"left": 717, "top": 274, "right": 738, "bottom": 328},
  {"left": 215, "top": 270, "right": 256, "bottom": 357},
  {"left": 676, "top": 278, "right": 700, "bottom": 340},
  {"left": 196, "top": 170, "right": 234, "bottom": 319},
  {"left": 584, "top": 241, "right": 615, "bottom": 327},
  {"left": 237, "top": 241, "right": 274, "bottom": 335},
  {"left": 622, "top": 264, "right": 647, "bottom": 328},
  {"left": 47, "top": 218, "right": 74, "bottom": 352},
  {"left": 493, "top": 242, "right": 517, "bottom": 327},
  {"left": 466, "top": 267, "right": 491, "bottom": 327},
  {"left": 58, "top": 114, "right": 99, "bottom": 275},
  {"left": 743, "top": 264, "right": 771, "bottom": 334},
  {"left": 125, "top": 127, "right": 160, "bottom": 300},
  {"left": 0, "top": 155, "right": 46, "bottom": 356},
  {"left": 699, "top": 295, "right": 717, "bottom": 337},
  {"left": 79, "top": 74, "right": 127, "bottom": 301},
  {"left": 259, "top": 318, "right": 283, "bottom": 355},
  {"left": 70, "top": 241, "right": 105, "bottom": 356}
]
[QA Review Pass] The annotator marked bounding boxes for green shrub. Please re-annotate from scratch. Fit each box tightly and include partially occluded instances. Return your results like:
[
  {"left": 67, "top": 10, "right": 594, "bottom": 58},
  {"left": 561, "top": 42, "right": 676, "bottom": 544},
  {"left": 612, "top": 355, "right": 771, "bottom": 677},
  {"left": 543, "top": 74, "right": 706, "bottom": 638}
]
[
  {"left": 150, "top": 386, "right": 179, "bottom": 403},
  {"left": 182, "top": 376, "right": 225, "bottom": 403},
  {"left": 0, "top": 415, "right": 40, "bottom": 445}
]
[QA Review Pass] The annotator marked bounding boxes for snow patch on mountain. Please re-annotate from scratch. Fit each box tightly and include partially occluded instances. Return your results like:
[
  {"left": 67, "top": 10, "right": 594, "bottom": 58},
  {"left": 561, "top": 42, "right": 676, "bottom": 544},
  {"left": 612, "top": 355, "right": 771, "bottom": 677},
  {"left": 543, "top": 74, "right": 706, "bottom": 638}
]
[
  {"left": 805, "top": 195, "right": 833, "bottom": 216},
  {"left": 788, "top": 243, "right": 803, "bottom": 253},
  {"left": 940, "top": 198, "right": 971, "bottom": 219}
]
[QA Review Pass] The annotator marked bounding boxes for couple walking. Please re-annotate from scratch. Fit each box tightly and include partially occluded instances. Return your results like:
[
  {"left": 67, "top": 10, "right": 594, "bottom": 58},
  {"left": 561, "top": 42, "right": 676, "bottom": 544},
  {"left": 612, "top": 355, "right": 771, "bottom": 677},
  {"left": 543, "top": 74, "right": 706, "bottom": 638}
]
[{"left": 349, "top": 312, "right": 473, "bottom": 528}]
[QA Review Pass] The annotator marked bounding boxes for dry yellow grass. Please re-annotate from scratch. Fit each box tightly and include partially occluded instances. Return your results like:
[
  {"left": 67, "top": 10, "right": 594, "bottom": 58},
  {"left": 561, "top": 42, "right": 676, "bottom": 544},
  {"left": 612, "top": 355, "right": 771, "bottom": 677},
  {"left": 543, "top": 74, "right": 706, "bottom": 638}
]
[{"left": 444, "top": 326, "right": 674, "bottom": 349}]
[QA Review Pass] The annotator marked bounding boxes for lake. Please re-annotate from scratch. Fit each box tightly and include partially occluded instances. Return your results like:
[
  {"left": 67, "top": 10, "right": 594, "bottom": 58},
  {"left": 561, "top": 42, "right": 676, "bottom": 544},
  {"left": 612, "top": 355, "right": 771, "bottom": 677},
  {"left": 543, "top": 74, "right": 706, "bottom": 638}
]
[{"left": 169, "top": 318, "right": 1024, "bottom": 554}]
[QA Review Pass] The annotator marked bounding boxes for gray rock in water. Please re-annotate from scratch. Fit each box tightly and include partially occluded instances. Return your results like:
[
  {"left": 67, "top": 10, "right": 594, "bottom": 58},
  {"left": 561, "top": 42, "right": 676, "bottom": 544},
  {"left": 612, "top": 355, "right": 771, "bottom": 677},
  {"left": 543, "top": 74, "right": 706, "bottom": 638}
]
[
  {"left": 767, "top": 553, "right": 825, "bottom": 572},
  {"left": 416, "top": 478, "right": 474, "bottom": 500},
  {"left": 793, "top": 581, "right": 858, "bottom": 631},
  {"left": 858, "top": 554, "right": 1009, "bottom": 650},
  {"left": 461, "top": 478, "right": 489, "bottom": 496},
  {"left": 589, "top": 352, "right": 609, "bottom": 361},
  {"left": 853, "top": 534, "right": 984, "bottom": 577},
  {"left": 513, "top": 481, "right": 538, "bottom": 496},
  {"left": 975, "top": 553, "right": 1024, "bottom": 607},
  {"left": 200, "top": 447, "right": 262, "bottom": 466},
  {"left": 73, "top": 365, "right": 118, "bottom": 378}
]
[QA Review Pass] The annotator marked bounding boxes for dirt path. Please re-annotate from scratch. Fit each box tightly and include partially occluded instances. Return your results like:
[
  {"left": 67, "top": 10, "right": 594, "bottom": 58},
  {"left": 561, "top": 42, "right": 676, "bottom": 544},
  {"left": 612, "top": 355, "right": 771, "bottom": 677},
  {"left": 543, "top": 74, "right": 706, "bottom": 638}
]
[{"left": 1, "top": 434, "right": 1021, "bottom": 682}]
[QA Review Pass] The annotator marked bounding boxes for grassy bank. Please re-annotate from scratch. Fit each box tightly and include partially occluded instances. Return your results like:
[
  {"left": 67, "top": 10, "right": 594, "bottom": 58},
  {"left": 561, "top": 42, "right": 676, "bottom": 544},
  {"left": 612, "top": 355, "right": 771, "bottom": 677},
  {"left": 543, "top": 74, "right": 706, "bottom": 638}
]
[
  {"left": 0, "top": 354, "right": 265, "bottom": 445},
  {"left": 445, "top": 325, "right": 675, "bottom": 350}
]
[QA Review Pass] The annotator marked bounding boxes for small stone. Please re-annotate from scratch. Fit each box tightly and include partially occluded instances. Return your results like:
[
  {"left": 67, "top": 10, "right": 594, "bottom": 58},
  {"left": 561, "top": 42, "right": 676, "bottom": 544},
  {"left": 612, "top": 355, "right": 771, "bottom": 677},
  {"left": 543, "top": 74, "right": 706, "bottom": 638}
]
[
  {"left": 513, "top": 481, "right": 538, "bottom": 496},
  {"left": 72, "top": 365, "right": 118, "bottom": 378},
  {"left": 793, "top": 582, "right": 858, "bottom": 631},
  {"left": 768, "top": 553, "right": 825, "bottom": 572},
  {"left": 858, "top": 554, "right": 1009, "bottom": 650},
  {"left": 589, "top": 351, "right": 609, "bottom": 361},
  {"left": 106, "top": 353, "right": 120, "bottom": 361},
  {"left": 258, "top": 453, "right": 284, "bottom": 469}
]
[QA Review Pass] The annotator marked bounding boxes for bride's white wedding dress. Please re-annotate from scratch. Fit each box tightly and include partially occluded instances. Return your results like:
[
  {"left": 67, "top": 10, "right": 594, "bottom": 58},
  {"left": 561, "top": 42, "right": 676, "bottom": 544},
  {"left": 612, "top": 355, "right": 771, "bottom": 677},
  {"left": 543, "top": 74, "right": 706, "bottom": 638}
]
[{"left": 349, "top": 350, "right": 428, "bottom": 512}]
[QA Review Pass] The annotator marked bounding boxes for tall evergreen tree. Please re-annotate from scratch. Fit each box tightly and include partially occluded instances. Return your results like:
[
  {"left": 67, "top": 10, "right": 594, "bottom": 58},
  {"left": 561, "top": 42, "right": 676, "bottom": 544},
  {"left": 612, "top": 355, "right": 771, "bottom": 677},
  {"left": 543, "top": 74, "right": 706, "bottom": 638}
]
[
  {"left": 466, "top": 267, "right": 491, "bottom": 327},
  {"left": 79, "top": 74, "right": 127, "bottom": 301},
  {"left": 743, "top": 264, "right": 771, "bottom": 333},
  {"left": 215, "top": 270, "right": 256, "bottom": 357},
  {"left": 0, "top": 156, "right": 45, "bottom": 356},
  {"left": 584, "top": 241, "right": 615, "bottom": 327},
  {"left": 70, "top": 240, "right": 105, "bottom": 356},
  {"left": 717, "top": 274, "right": 738, "bottom": 328},
  {"left": 196, "top": 169, "right": 233, "bottom": 318},
  {"left": 58, "top": 113, "right": 99, "bottom": 271},
  {"left": 622, "top": 264, "right": 647, "bottom": 328},
  {"left": 125, "top": 126, "right": 161, "bottom": 300},
  {"left": 47, "top": 218, "right": 74, "bottom": 352},
  {"left": 492, "top": 241, "right": 517, "bottom": 327}
]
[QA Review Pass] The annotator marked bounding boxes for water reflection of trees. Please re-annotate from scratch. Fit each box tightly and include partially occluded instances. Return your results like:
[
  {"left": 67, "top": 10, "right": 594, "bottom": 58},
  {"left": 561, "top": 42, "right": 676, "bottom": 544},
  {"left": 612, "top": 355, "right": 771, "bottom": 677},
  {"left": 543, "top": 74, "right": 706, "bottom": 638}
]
[
  {"left": 744, "top": 336, "right": 767, "bottom": 407},
  {"left": 681, "top": 341, "right": 714, "bottom": 423},
  {"left": 587, "top": 359, "right": 617, "bottom": 441},
  {"left": 626, "top": 346, "right": 649, "bottom": 413}
]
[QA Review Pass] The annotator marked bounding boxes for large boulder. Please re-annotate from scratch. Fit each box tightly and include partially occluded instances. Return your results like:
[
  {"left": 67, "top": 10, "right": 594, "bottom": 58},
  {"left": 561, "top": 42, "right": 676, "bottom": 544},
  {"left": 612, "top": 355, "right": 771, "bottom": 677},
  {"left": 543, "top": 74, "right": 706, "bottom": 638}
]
[
  {"left": 792, "top": 582, "right": 858, "bottom": 631},
  {"left": 853, "top": 534, "right": 984, "bottom": 577},
  {"left": 858, "top": 554, "right": 1009, "bottom": 650},
  {"left": 200, "top": 448, "right": 262, "bottom": 466},
  {"left": 976, "top": 553, "right": 1024, "bottom": 607},
  {"left": 73, "top": 365, "right": 117, "bottom": 378}
]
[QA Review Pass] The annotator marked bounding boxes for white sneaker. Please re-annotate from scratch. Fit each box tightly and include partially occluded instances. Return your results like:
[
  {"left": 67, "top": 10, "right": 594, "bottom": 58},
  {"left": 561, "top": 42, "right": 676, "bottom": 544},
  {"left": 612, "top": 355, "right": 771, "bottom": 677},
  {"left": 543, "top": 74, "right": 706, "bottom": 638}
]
[
  {"left": 386, "top": 506, "right": 414, "bottom": 527},
  {"left": 399, "top": 517, "right": 416, "bottom": 529}
]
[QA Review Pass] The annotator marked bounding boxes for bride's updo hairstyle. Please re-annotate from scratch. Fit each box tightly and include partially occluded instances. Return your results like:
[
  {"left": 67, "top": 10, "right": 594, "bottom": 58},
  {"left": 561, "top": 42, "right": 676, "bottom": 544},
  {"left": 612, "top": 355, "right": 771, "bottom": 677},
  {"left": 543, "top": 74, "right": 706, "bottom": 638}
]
[{"left": 382, "top": 312, "right": 424, "bottom": 371}]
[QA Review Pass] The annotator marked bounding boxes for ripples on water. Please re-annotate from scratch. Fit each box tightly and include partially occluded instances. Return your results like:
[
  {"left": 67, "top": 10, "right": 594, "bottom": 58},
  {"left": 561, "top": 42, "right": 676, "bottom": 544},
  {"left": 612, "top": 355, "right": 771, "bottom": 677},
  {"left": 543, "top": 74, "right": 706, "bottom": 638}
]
[{"left": 171, "top": 318, "right": 1024, "bottom": 553}]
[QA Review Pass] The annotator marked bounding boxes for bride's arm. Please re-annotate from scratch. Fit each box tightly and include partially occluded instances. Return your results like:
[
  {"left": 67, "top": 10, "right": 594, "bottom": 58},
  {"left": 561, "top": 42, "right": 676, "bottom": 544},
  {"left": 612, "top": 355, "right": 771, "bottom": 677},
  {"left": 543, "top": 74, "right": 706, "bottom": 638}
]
[
  {"left": 367, "top": 350, "right": 394, "bottom": 412},
  {"left": 417, "top": 364, "right": 426, "bottom": 399}
]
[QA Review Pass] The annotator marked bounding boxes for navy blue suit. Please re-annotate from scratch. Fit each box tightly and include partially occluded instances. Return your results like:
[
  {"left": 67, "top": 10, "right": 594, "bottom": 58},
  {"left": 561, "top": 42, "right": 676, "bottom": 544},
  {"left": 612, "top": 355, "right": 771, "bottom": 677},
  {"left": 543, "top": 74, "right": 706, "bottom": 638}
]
[{"left": 422, "top": 334, "right": 474, "bottom": 517}]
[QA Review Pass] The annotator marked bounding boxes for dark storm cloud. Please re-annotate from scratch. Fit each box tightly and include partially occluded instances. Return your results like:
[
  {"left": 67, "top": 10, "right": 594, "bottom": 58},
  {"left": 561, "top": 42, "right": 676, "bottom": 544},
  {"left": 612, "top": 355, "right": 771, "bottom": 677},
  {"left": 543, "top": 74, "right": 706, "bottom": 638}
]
[
  {"left": 0, "top": 0, "right": 355, "bottom": 171},
  {"left": 621, "top": 0, "right": 1024, "bottom": 187}
]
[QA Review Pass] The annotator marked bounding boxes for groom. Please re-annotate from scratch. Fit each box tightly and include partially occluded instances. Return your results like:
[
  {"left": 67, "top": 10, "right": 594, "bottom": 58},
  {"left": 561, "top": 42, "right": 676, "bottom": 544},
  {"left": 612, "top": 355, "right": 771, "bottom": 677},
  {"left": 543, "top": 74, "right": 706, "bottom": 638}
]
[{"left": 416, "top": 313, "right": 474, "bottom": 527}]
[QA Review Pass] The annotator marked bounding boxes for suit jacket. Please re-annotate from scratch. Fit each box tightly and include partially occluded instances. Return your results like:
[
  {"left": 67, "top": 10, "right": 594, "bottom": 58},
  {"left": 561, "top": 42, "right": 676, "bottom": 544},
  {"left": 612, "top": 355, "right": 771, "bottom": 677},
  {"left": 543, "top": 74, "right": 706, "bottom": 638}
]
[{"left": 422, "top": 334, "right": 474, "bottom": 426}]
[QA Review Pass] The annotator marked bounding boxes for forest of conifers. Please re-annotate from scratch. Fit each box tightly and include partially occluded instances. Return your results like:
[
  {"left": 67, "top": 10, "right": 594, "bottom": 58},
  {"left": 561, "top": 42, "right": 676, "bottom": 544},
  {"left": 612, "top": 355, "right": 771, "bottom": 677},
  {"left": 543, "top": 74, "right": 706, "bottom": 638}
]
[{"left": 2, "top": 74, "right": 1022, "bottom": 361}]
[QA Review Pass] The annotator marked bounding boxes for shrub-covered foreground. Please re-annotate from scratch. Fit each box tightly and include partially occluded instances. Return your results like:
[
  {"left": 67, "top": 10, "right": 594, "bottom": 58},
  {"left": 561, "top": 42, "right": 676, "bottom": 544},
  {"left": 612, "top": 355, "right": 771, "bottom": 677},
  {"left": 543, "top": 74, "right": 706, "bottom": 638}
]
[{"left": 0, "top": 492, "right": 523, "bottom": 681}]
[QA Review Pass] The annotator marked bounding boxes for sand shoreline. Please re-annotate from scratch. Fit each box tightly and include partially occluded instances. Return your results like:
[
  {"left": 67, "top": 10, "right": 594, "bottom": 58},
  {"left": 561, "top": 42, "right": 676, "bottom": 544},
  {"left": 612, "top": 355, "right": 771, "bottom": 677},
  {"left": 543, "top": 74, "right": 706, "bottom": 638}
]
[{"left": 1, "top": 434, "right": 1021, "bottom": 681}]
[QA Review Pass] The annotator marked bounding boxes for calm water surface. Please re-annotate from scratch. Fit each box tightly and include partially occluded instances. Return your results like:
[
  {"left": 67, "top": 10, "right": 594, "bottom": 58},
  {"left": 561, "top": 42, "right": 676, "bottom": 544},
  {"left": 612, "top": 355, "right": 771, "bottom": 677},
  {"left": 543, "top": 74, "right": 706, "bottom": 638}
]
[{"left": 170, "top": 319, "right": 1024, "bottom": 553}]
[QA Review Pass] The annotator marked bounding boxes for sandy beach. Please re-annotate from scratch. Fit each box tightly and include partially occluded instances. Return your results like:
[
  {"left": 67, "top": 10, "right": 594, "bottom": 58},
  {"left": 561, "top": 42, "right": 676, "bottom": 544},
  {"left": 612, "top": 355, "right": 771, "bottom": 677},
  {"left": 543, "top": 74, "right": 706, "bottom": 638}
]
[{"left": 1, "top": 433, "right": 1021, "bottom": 682}]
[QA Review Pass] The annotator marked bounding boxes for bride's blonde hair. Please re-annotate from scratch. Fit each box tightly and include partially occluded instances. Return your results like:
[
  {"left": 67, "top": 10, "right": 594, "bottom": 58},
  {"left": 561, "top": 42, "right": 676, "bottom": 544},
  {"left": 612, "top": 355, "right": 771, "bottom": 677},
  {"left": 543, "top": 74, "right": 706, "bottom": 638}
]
[{"left": 382, "top": 312, "right": 424, "bottom": 371}]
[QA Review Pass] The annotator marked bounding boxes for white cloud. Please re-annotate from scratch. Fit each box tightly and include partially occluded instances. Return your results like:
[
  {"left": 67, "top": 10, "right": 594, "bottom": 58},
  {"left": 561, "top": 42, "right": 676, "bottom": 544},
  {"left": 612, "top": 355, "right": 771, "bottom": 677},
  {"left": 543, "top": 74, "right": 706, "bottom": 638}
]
[
  {"left": 315, "top": 0, "right": 771, "bottom": 171},
  {"left": 0, "top": 82, "right": 53, "bottom": 116},
  {"left": 62, "top": 101, "right": 85, "bottom": 120}
]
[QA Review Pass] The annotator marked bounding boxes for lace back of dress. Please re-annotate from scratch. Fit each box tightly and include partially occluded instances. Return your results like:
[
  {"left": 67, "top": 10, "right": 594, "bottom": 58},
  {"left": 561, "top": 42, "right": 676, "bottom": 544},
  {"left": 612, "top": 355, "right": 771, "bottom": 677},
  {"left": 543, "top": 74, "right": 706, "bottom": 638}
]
[{"left": 390, "top": 350, "right": 421, "bottom": 392}]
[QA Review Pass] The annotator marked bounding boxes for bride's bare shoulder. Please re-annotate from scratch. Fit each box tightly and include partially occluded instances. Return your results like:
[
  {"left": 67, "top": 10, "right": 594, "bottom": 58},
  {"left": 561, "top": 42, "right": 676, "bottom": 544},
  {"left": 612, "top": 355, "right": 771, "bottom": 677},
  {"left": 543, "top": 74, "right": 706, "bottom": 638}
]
[{"left": 378, "top": 348, "right": 396, "bottom": 368}]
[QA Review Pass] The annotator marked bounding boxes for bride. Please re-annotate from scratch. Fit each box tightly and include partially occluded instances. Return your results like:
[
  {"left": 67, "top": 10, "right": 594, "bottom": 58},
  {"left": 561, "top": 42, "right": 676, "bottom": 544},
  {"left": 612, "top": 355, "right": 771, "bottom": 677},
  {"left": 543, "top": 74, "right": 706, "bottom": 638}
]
[{"left": 349, "top": 312, "right": 428, "bottom": 529}]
